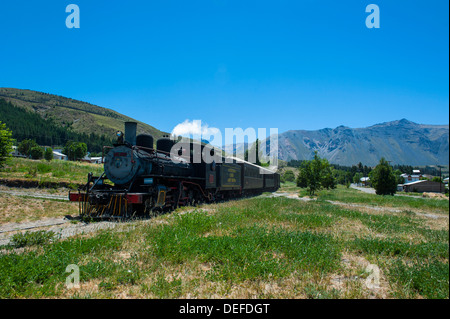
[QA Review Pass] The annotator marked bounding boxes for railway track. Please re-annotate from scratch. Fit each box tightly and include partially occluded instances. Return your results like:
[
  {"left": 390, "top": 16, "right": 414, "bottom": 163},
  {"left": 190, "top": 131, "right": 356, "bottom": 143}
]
[{"left": 0, "top": 189, "right": 68, "bottom": 201}]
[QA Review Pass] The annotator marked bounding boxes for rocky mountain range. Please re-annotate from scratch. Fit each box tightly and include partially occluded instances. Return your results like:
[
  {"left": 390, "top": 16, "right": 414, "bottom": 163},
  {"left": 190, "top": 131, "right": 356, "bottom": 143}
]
[{"left": 273, "top": 119, "right": 449, "bottom": 166}]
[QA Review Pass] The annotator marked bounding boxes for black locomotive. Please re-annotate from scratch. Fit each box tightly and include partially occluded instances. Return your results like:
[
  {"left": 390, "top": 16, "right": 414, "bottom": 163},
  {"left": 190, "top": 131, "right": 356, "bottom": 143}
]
[{"left": 69, "top": 122, "right": 280, "bottom": 218}]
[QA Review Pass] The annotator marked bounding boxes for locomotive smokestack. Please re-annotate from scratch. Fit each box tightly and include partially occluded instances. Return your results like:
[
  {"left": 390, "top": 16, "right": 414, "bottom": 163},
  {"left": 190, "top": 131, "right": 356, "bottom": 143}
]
[{"left": 125, "top": 121, "right": 137, "bottom": 145}]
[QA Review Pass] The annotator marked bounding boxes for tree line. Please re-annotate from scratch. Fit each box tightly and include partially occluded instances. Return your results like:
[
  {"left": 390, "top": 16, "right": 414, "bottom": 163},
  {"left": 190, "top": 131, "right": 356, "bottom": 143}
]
[
  {"left": 0, "top": 98, "right": 113, "bottom": 153},
  {"left": 283, "top": 154, "right": 412, "bottom": 196}
]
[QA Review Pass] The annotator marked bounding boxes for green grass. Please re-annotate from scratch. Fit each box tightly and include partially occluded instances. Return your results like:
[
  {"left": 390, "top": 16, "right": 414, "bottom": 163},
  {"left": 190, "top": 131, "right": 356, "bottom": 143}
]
[
  {"left": 0, "top": 157, "right": 103, "bottom": 184},
  {"left": 350, "top": 237, "right": 448, "bottom": 259},
  {"left": 147, "top": 211, "right": 342, "bottom": 281},
  {"left": 316, "top": 185, "right": 449, "bottom": 213},
  {"left": 0, "top": 231, "right": 124, "bottom": 298},
  {"left": 388, "top": 259, "right": 449, "bottom": 299},
  {"left": 0, "top": 192, "right": 447, "bottom": 298}
]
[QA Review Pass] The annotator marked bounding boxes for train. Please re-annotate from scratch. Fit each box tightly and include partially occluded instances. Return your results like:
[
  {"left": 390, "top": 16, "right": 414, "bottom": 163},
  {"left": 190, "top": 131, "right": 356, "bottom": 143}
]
[{"left": 69, "top": 122, "right": 280, "bottom": 218}]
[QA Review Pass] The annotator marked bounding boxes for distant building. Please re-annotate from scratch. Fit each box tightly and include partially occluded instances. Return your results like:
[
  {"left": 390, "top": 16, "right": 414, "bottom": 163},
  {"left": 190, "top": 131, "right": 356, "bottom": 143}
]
[
  {"left": 81, "top": 156, "right": 103, "bottom": 164},
  {"left": 360, "top": 177, "right": 370, "bottom": 186},
  {"left": 9, "top": 146, "right": 26, "bottom": 158},
  {"left": 401, "top": 173, "right": 422, "bottom": 184},
  {"left": 53, "top": 150, "right": 68, "bottom": 161},
  {"left": 402, "top": 180, "right": 445, "bottom": 193}
]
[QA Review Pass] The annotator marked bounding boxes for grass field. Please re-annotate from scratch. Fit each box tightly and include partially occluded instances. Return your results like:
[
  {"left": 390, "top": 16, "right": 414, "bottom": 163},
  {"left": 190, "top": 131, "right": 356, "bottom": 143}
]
[
  {"left": 0, "top": 157, "right": 103, "bottom": 185},
  {"left": 0, "top": 180, "right": 448, "bottom": 299}
]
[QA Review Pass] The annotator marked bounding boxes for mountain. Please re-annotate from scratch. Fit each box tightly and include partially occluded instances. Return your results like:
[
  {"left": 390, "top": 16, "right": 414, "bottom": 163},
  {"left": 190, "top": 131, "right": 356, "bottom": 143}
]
[
  {"left": 0, "top": 88, "right": 166, "bottom": 146},
  {"left": 273, "top": 119, "right": 449, "bottom": 166}
]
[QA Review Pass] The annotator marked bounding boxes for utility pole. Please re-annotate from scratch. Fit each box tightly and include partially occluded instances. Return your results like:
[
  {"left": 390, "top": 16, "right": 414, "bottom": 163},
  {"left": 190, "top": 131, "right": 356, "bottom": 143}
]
[{"left": 438, "top": 165, "right": 443, "bottom": 193}]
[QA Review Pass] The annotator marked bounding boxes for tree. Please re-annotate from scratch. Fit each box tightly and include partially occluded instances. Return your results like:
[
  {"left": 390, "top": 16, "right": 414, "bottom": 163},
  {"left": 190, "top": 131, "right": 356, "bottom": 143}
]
[
  {"left": 322, "top": 164, "right": 336, "bottom": 190},
  {"left": 432, "top": 176, "right": 442, "bottom": 183},
  {"left": 0, "top": 121, "right": 14, "bottom": 168},
  {"left": 18, "top": 139, "right": 38, "bottom": 157},
  {"left": 30, "top": 146, "right": 44, "bottom": 160},
  {"left": 296, "top": 152, "right": 336, "bottom": 195},
  {"left": 353, "top": 172, "right": 363, "bottom": 184},
  {"left": 63, "top": 141, "right": 87, "bottom": 160},
  {"left": 282, "top": 170, "right": 295, "bottom": 183},
  {"left": 44, "top": 147, "right": 53, "bottom": 161},
  {"left": 394, "top": 169, "right": 405, "bottom": 185},
  {"left": 369, "top": 158, "right": 397, "bottom": 195}
]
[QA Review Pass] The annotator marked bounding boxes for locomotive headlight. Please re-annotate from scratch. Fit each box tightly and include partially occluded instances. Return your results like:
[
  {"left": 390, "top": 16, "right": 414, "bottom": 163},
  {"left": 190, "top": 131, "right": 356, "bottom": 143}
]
[{"left": 116, "top": 131, "right": 124, "bottom": 144}]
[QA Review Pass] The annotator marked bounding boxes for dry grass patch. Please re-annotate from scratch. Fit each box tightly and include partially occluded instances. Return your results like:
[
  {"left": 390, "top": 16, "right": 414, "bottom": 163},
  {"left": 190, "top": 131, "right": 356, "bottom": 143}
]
[{"left": 0, "top": 193, "right": 78, "bottom": 224}]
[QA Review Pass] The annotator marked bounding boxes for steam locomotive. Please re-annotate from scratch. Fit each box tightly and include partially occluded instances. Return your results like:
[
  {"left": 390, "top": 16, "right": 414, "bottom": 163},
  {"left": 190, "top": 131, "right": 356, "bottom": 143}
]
[{"left": 69, "top": 122, "right": 280, "bottom": 218}]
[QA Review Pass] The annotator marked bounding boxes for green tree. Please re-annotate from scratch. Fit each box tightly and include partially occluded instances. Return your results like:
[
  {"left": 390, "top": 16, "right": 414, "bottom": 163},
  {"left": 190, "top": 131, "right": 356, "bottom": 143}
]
[
  {"left": 282, "top": 170, "right": 295, "bottom": 183},
  {"left": 63, "top": 141, "right": 87, "bottom": 160},
  {"left": 44, "top": 147, "right": 53, "bottom": 161},
  {"left": 296, "top": 161, "right": 309, "bottom": 188},
  {"left": 321, "top": 164, "right": 336, "bottom": 190},
  {"left": 369, "top": 158, "right": 397, "bottom": 195},
  {"left": 0, "top": 121, "right": 14, "bottom": 168},
  {"left": 18, "top": 139, "right": 38, "bottom": 157},
  {"left": 353, "top": 172, "right": 363, "bottom": 184},
  {"left": 432, "top": 176, "right": 442, "bottom": 183},
  {"left": 394, "top": 169, "right": 405, "bottom": 184},
  {"left": 296, "top": 152, "right": 335, "bottom": 195},
  {"left": 30, "top": 146, "right": 44, "bottom": 160}
]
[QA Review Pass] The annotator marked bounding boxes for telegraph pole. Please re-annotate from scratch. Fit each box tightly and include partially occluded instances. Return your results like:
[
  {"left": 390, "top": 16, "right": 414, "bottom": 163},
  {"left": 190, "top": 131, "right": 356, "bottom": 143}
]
[{"left": 438, "top": 165, "right": 443, "bottom": 193}]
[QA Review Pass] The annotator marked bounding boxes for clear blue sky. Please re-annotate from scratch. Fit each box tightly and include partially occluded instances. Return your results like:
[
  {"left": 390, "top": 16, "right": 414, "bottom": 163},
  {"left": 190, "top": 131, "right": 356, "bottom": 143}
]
[{"left": 0, "top": 0, "right": 448, "bottom": 138}]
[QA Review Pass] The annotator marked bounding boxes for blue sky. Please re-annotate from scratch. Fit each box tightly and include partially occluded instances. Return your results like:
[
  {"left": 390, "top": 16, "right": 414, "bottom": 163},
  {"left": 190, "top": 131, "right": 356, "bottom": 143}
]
[{"left": 0, "top": 0, "right": 448, "bottom": 140}]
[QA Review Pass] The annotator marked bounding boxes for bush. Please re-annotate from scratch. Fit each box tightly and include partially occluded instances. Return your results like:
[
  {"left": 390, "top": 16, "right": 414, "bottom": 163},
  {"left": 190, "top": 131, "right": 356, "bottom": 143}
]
[
  {"left": 10, "top": 231, "right": 57, "bottom": 248},
  {"left": 296, "top": 152, "right": 336, "bottom": 195},
  {"left": 30, "top": 146, "right": 44, "bottom": 160},
  {"left": 18, "top": 139, "right": 38, "bottom": 157},
  {"left": 282, "top": 170, "right": 295, "bottom": 183},
  {"left": 0, "top": 121, "right": 14, "bottom": 168},
  {"left": 44, "top": 147, "right": 53, "bottom": 161},
  {"left": 63, "top": 141, "right": 87, "bottom": 161},
  {"left": 369, "top": 158, "right": 397, "bottom": 195}
]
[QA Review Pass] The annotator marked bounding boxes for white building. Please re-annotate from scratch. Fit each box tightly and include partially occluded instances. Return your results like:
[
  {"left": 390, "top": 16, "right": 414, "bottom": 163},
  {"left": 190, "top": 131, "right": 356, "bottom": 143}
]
[
  {"left": 401, "top": 173, "right": 422, "bottom": 184},
  {"left": 53, "top": 150, "right": 68, "bottom": 161}
]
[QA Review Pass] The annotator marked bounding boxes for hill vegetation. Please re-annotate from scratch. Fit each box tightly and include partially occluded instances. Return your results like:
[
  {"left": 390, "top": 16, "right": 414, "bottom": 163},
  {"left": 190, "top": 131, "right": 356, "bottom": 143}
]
[
  {"left": 0, "top": 88, "right": 166, "bottom": 149},
  {"left": 0, "top": 99, "right": 112, "bottom": 153}
]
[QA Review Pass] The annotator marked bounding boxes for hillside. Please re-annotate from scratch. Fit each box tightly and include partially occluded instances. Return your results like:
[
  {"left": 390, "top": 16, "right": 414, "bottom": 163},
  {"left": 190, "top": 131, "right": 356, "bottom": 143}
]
[
  {"left": 274, "top": 119, "right": 449, "bottom": 166},
  {"left": 0, "top": 88, "right": 166, "bottom": 147}
]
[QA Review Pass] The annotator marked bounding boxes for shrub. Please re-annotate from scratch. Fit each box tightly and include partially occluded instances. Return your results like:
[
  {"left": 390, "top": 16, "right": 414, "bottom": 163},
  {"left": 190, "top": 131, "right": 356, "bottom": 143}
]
[
  {"left": 0, "top": 121, "right": 13, "bottom": 168},
  {"left": 282, "top": 170, "right": 295, "bottom": 183},
  {"left": 369, "top": 158, "right": 397, "bottom": 195},
  {"left": 30, "top": 146, "right": 44, "bottom": 160},
  {"left": 44, "top": 147, "right": 53, "bottom": 161},
  {"left": 10, "top": 231, "right": 57, "bottom": 248}
]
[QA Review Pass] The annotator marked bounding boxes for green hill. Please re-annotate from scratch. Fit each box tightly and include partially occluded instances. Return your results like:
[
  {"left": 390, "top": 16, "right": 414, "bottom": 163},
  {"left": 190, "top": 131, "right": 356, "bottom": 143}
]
[{"left": 0, "top": 88, "right": 166, "bottom": 151}]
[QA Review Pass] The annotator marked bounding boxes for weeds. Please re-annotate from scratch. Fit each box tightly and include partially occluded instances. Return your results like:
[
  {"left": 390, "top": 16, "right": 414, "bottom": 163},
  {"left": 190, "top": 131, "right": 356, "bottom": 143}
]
[{"left": 10, "top": 230, "right": 57, "bottom": 248}]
